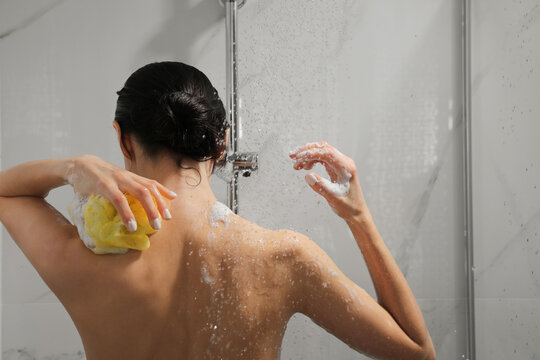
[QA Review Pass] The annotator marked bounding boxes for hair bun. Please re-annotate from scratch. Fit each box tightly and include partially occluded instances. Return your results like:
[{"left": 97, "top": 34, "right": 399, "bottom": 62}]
[
  {"left": 163, "top": 92, "right": 208, "bottom": 131},
  {"left": 156, "top": 91, "right": 222, "bottom": 159}
]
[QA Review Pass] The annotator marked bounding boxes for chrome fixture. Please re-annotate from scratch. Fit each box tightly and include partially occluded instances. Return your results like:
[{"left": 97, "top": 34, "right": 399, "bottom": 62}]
[
  {"left": 229, "top": 152, "right": 259, "bottom": 178},
  {"left": 218, "top": 0, "right": 246, "bottom": 9},
  {"left": 219, "top": 0, "right": 257, "bottom": 214}
]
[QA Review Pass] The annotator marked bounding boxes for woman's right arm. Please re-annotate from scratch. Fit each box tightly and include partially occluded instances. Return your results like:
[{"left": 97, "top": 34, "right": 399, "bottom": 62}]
[{"left": 288, "top": 142, "right": 435, "bottom": 360}]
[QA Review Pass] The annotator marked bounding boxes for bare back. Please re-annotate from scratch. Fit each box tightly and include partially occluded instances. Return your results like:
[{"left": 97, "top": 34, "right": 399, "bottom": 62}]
[
  {"left": 0, "top": 148, "right": 435, "bottom": 360},
  {"left": 52, "top": 203, "right": 300, "bottom": 360}
]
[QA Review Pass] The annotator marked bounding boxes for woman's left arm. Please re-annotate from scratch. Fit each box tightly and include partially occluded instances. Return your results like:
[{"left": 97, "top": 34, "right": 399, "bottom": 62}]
[
  {"left": 0, "top": 156, "right": 177, "bottom": 283},
  {"left": 0, "top": 158, "right": 85, "bottom": 281},
  {"left": 0, "top": 158, "right": 73, "bottom": 198},
  {"left": 0, "top": 155, "right": 177, "bottom": 228}
]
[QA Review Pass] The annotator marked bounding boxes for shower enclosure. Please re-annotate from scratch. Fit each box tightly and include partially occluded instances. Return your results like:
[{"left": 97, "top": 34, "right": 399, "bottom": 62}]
[
  {"left": 222, "top": 1, "right": 471, "bottom": 358},
  {"left": 0, "top": 0, "right": 538, "bottom": 359}
]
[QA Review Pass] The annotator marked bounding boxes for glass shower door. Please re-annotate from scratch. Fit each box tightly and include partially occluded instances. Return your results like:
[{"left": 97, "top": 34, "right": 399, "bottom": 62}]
[{"left": 233, "top": 0, "right": 468, "bottom": 358}]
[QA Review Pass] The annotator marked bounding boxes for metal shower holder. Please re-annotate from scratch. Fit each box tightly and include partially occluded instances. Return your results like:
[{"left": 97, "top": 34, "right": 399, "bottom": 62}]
[
  {"left": 218, "top": 0, "right": 247, "bottom": 9},
  {"left": 229, "top": 152, "right": 259, "bottom": 178}
]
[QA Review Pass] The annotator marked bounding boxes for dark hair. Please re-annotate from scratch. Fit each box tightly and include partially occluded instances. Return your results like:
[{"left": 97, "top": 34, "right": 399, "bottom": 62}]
[{"left": 115, "top": 62, "right": 228, "bottom": 168}]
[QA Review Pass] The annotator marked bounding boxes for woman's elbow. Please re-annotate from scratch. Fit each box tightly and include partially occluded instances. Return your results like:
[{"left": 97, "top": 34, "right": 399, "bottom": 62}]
[
  {"left": 418, "top": 340, "right": 436, "bottom": 360},
  {"left": 428, "top": 344, "right": 436, "bottom": 360},
  {"left": 424, "top": 347, "right": 436, "bottom": 360},
  {"left": 407, "top": 336, "right": 436, "bottom": 360}
]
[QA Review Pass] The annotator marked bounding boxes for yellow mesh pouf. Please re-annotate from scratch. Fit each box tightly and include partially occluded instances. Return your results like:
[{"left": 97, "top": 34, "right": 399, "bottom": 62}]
[{"left": 68, "top": 193, "right": 160, "bottom": 254}]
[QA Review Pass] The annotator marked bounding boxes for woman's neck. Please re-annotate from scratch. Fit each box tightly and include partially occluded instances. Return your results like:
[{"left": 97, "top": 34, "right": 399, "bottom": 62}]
[{"left": 130, "top": 156, "right": 218, "bottom": 208}]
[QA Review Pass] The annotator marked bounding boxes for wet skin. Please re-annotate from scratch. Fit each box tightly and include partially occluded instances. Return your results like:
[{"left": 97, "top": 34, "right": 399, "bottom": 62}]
[
  {"left": 47, "top": 200, "right": 301, "bottom": 360},
  {"left": 0, "top": 141, "right": 435, "bottom": 360}
]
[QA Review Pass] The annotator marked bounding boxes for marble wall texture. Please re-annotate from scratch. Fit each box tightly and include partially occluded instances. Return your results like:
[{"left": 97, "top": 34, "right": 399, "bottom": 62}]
[
  {"left": 471, "top": 0, "right": 540, "bottom": 359},
  {"left": 0, "top": 1, "right": 227, "bottom": 358},
  {"left": 0, "top": 0, "right": 476, "bottom": 359}
]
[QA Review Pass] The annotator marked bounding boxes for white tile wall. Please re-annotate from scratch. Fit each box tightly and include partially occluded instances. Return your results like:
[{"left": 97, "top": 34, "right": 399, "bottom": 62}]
[
  {"left": 472, "top": 0, "right": 540, "bottom": 358},
  {"left": 0, "top": 0, "right": 228, "bottom": 357},
  {"left": 475, "top": 299, "right": 540, "bottom": 359},
  {"left": 2, "top": 303, "right": 83, "bottom": 359}
]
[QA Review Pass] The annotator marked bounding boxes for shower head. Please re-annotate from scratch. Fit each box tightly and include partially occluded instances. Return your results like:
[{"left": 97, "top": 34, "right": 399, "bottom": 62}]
[{"left": 218, "top": 0, "right": 246, "bottom": 9}]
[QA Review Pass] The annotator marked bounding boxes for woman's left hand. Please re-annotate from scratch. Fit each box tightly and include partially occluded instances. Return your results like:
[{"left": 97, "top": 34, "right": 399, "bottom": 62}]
[{"left": 66, "top": 155, "right": 177, "bottom": 231}]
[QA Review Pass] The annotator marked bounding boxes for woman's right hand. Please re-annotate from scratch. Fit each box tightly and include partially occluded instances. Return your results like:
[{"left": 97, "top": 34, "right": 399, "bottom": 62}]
[
  {"left": 290, "top": 142, "right": 436, "bottom": 359},
  {"left": 66, "top": 155, "right": 177, "bottom": 231},
  {"left": 289, "top": 142, "right": 368, "bottom": 222}
]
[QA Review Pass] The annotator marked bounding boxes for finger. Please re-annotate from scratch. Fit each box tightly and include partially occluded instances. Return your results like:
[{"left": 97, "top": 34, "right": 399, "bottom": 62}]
[
  {"left": 146, "top": 181, "right": 172, "bottom": 220},
  {"left": 293, "top": 159, "right": 317, "bottom": 170},
  {"left": 132, "top": 174, "right": 177, "bottom": 199},
  {"left": 295, "top": 147, "right": 338, "bottom": 165},
  {"left": 323, "top": 163, "right": 339, "bottom": 182},
  {"left": 290, "top": 141, "right": 326, "bottom": 157},
  {"left": 302, "top": 142, "right": 347, "bottom": 166},
  {"left": 296, "top": 149, "right": 350, "bottom": 180},
  {"left": 289, "top": 145, "right": 303, "bottom": 158},
  {"left": 305, "top": 173, "right": 333, "bottom": 201},
  {"left": 293, "top": 156, "right": 340, "bottom": 183},
  {"left": 129, "top": 183, "right": 162, "bottom": 230},
  {"left": 294, "top": 155, "right": 327, "bottom": 169},
  {"left": 293, "top": 143, "right": 342, "bottom": 168},
  {"left": 106, "top": 188, "right": 138, "bottom": 232},
  {"left": 155, "top": 181, "right": 177, "bottom": 199},
  {"left": 294, "top": 153, "right": 338, "bottom": 174},
  {"left": 290, "top": 141, "right": 331, "bottom": 158}
]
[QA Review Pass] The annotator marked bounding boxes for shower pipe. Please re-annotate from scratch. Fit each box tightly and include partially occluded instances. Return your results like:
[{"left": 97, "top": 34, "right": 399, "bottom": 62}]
[
  {"left": 220, "top": 0, "right": 258, "bottom": 214},
  {"left": 462, "top": 0, "right": 476, "bottom": 359}
]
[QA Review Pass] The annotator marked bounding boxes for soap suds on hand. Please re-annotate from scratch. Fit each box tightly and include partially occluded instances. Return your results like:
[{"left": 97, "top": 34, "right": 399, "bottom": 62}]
[
  {"left": 67, "top": 172, "right": 78, "bottom": 186},
  {"left": 292, "top": 143, "right": 352, "bottom": 196},
  {"left": 64, "top": 162, "right": 77, "bottom": 186},
  {"left": 318, "top": 172, "right": 352, "bottom": 197}
]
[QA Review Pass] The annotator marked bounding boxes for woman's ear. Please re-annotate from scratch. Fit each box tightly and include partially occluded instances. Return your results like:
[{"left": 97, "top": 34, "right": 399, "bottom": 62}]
[{"left": 112, "top": 121, "right": 134, "bottom": 161}]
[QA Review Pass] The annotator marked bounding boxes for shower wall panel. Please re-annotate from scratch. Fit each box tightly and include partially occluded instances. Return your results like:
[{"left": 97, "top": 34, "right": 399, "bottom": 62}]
[
  {"left": 471, "top": 1, "right": 540, "bottom": 359},
  {"left": 0, "top": 0, "right": 227, "bottom": 358},
  {"left": 235, "top": 0, "right": 467, "bottom": 359}
]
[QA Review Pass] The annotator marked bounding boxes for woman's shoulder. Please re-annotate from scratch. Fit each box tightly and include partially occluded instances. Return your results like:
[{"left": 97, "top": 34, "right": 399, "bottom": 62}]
[
  {"left": 248, "top": 226, "right": 317, "bottom": 263},
  {"left": 221, "top": 216, "right": 299, "bottom": 255},
  {"left": 213, "top": 214, "right": 323, "bottom": 272}
]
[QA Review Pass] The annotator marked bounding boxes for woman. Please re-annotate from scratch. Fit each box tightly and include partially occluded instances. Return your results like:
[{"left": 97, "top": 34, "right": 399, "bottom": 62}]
[{"left": 0, "top": 62, "right": 435, "bottom": 360}]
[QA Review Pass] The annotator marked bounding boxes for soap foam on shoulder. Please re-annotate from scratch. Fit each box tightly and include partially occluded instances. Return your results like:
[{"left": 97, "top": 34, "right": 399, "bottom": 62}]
[{"left": 208, "top": 201, "right": 232, "bottom": 228}]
